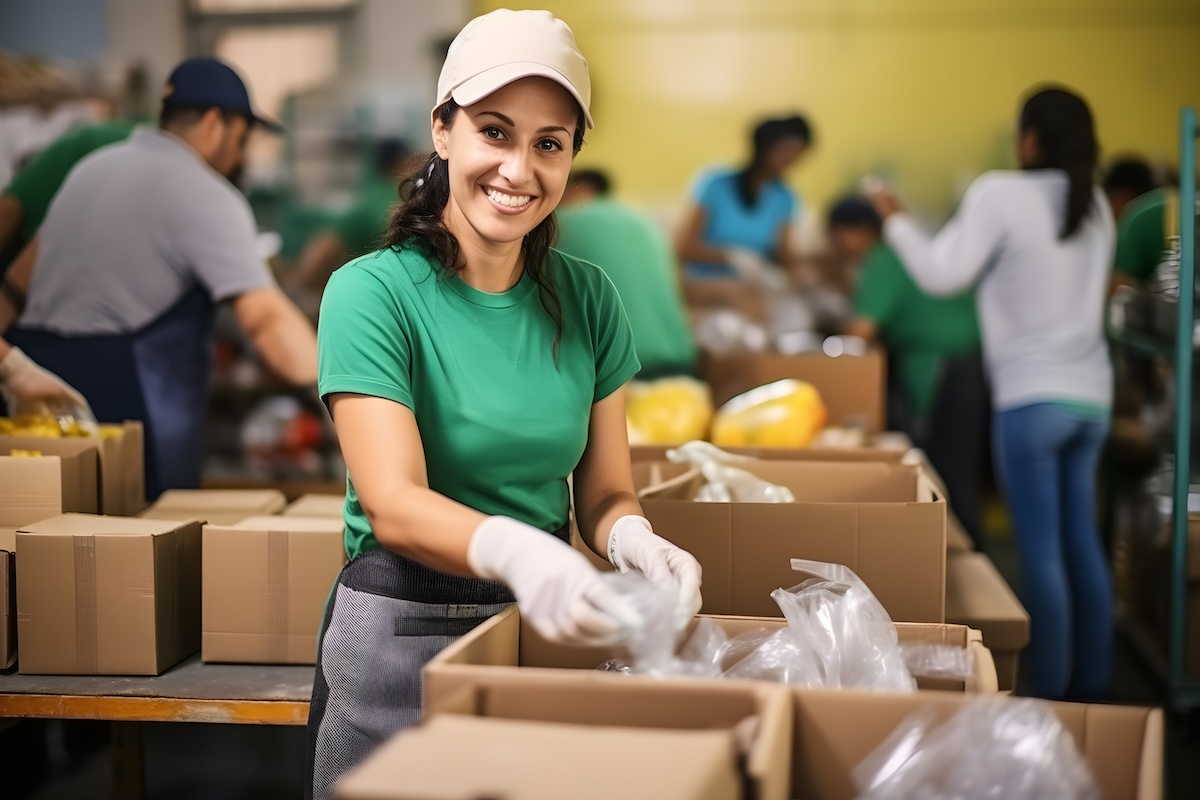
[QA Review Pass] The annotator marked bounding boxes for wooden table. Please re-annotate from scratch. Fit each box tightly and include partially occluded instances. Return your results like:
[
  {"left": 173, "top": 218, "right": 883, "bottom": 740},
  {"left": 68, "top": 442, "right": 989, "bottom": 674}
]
[{"left": 0, "top": 656, "right": 314, "bottom": 798}]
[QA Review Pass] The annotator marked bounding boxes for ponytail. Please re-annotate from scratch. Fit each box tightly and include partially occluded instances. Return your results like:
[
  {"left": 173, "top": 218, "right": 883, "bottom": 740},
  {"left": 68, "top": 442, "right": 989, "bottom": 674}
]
[{"left": 1019, "top": 87, "right": 1098, "bottom": 239}]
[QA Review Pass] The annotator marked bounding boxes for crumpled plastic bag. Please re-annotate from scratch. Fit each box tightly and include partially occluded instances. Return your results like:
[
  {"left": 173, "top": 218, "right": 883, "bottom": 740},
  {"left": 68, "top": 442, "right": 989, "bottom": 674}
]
[
  {"left": 900, "top": 643, "right": 977, "bottom": 690},
  {"left": 666, "top": 441, "right": 794, "bottom": 503},
  {"left": 711, "top": 378, "right": 827, "bottom": 449},
  {"left": 694, "top": 309, "right": 769, "bottom": 355},
  {"left": 625, "top": 378, "right": 714, "bottom": 445},
  {"left": 853, "top": 698, "right": 1101, "bottom": 800}
]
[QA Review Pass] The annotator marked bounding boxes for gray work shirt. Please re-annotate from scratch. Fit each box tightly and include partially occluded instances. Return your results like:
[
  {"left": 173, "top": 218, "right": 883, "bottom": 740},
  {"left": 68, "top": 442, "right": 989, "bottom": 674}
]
[{"left": 20, "top": 126, "right": 274, "bottom": 335}]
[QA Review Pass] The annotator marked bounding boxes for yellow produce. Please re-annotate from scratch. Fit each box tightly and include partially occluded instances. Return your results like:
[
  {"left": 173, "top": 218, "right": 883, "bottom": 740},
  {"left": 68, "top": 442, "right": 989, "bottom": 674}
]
[
  {"left": 712, "top": 379, "right": 827, "bottom": 448},
  {"left": 0, "top": 415, "right": 108, "bottom": 438},
  {"left": 8, "top": 449, "right": 43, "bottom": 457},
  {"left": 625, "top": 377, "right": 714, "bottom": 445}
]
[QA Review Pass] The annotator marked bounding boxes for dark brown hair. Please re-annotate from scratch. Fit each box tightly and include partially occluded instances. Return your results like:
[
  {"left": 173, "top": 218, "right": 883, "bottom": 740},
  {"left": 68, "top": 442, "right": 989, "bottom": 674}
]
[
  {"left": 1019, "top": 87, "right": 1098, "bottom": 239},
  {"left": 383, "top": 99, "right": 586, "bottom": 356}
]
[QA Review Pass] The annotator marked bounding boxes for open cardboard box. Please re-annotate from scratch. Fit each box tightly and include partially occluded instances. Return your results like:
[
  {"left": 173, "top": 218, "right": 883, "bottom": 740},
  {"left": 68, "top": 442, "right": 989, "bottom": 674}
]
[
  {"left": 790, "top": 689, "right": 1162, "bottom": 800},
  {"left": 0, "top": 441, "right": 99, "bottom": 528},
  {"left": 341, "top": 675, "right": 792, "bottom": 800},
  {"left": 634, "top": 461, "right": 946, "bottom": 622},
  {"left": 945, "top": 552, "right": 1029, "bottom": 692},
  {"left": 140, "top": 489, "right": 288, "bottom": 526},
  {"left": 282, "top": 493, "right": 345, "bottom": 518},
  {"left": 202, "top": 515, "right": 346, "bottom": 664},
  {"left": 424, "top": 606, "right": 998, "bottom": 715}
]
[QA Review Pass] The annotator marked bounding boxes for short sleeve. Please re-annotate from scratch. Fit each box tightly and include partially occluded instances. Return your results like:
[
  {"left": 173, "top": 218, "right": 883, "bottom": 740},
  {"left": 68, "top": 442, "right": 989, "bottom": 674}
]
[
  {"left": 691, "top": 169, "right": 728, "bottom": 211},
  {"left": 175, "top": 185, "right": 275, "bottom": 301},
  {"left": 1114, "top": 193, "right": 1166, "bottom": 282},
  {"left": 317, "top": 260, "right": 414, "bottom": 409},
  {"left": 590, "top": 271, "right": 641, "bottom": 402},
  {"left": 853, "top": 247, "right": 904, "bottom": 327}
]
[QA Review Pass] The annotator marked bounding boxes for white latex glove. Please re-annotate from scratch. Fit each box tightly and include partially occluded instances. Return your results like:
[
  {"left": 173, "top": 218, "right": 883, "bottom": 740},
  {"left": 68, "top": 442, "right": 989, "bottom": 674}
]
[
  {"left": 0, "top": 347, "right": 97, "bottom": 424},
  {"left": 469, "top": 516, "right": 643, "bottom": 646},
  {"left": 607, "top": 515, "right": 703, "bottom": 630},
  {"left": 726, "top": 248, "right": 788, "bottom": 292}
]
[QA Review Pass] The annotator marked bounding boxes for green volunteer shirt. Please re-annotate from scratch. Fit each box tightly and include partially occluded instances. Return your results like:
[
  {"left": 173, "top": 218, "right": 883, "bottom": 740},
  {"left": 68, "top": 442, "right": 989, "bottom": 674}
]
[
  {"left": 318, "top": 244, "right": 641, "bottom": 559},
  {"left": 556, "top": 197, "right": 697, "bottom": 374},
  {"left": 4, "top": 119, "right": 137, "bottom": 241},
  {"left": 331, "top": 176, "right": 397, "bottom": 261},
  {"left": 1113, "top": 188, "right": 1168, "bottom": 283},
  {"left": 853, "top": 243, "right": 981, "bottom": 417}
]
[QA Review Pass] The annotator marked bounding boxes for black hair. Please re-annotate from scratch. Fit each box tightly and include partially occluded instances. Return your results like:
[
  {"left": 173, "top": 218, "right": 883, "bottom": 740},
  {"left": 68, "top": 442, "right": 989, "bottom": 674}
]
[
  {"left": 828, "top": 196, "right": 882, "bottom": 234},
  {"left": 375, "top": 138, "right": 412, "bottom": 175},
  {"left": 568, "top": 168, "right": 612, "bottom": 195},
  {"left": 383, "top": 98, "right": 587, "bottom": 358},
  {"left": 1018, "top": 87, "right": 1098, "bottom": 239},
  {"left": 1103, "top": 156, "right": 1157, "bottom": 196},
  {"left": 159, "top": 104, "right": 244, "bottom": 130},
  {"left": 737, "top": 114, "right": 812, "bottom": 208}
]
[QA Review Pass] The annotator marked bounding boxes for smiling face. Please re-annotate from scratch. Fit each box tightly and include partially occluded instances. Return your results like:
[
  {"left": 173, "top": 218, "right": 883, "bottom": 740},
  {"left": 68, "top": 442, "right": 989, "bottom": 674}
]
[{"left": 433, "top": 77, "right": 579, "bottom": 252}]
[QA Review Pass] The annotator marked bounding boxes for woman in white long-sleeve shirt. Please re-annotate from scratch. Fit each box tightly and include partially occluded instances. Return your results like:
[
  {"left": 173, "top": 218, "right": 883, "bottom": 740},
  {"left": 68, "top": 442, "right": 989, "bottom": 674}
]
[{"left": 869, "top": 87, "right": 1115, "bottom": 700}]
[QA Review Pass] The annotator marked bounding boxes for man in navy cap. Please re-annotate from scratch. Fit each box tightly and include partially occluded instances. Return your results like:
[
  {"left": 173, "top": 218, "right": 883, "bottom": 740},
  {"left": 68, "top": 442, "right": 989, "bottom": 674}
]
[{"left": 0, "top": 57, "right": 318, "bottom": 500}]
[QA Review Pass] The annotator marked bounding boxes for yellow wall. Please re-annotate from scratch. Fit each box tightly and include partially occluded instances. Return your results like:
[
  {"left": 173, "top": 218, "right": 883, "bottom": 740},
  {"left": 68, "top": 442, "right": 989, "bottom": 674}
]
[{"left": 477, "top": 0, "right": 1200, "bottom": 219}]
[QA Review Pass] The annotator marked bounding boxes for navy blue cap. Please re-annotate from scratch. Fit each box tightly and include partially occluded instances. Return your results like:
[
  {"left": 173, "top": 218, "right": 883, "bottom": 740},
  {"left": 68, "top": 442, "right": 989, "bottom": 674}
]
[{"left": 161, "top": 57, "right": 283, "bottom": 133}]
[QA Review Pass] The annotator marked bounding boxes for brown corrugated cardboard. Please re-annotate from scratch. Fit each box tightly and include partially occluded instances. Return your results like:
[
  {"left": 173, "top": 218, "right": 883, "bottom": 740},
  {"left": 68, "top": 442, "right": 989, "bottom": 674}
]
[
  {"left": 282, "top": 494, "right": 345, "bottom": 518},
  {"left": 702, "top": 349, "right": 886, "bottom": 431},
  {"left": 343, "top": 674, "right": 791, "bottom": 800},
  {"left": 0, "top": 528, "right": 15, "bottom": 668},
  {"left": 202, "top": 515, "right": 346, "bottom": 664},
  {"left": 789, "top": 689, "right": 1162, "bottom": 800},
  {"left": 0, "top": 442, "right": 99, "bottom": 527},
  {"left": 139, "top": 489, "right": 288, "bottom": 526},
  {"left": 424, "top": 607, "right": 997, "bottom": 713},
  {"left": 945, "top": 552, "right": 1030, "bottom": 691},
  {"left": 16, "top": 514, "right": 201, "bottom": 675},
  {"left": 636, "top": 460, "right": 946, "bottom": 622}
]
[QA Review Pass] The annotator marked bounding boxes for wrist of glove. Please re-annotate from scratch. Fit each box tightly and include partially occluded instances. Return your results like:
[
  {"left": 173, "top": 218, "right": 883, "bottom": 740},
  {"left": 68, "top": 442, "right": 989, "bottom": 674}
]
[
  {"left": 469, "top": 516, "right": 641, "bottom": 646},
  {"left": 0, "top": 347, "right": 96, "bottom": 425},
  {"left": 607, "top": 515, "right": 703, "bottom": 629}
]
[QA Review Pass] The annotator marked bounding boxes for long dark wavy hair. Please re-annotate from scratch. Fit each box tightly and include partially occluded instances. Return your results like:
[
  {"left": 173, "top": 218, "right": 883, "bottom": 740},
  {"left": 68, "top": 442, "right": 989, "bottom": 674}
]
[
  {"left": 383, "top": 99, "right": 586, "bottom": 357},
  {"left": 1019, "top": 87, "right": 1098, "bottom": 239}
]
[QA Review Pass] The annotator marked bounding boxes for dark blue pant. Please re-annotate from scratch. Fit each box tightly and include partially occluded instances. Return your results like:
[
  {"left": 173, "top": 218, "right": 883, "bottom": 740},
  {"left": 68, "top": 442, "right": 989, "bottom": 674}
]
[{"left": 994, "top": 402, "right": 1114, "bottom": 699}]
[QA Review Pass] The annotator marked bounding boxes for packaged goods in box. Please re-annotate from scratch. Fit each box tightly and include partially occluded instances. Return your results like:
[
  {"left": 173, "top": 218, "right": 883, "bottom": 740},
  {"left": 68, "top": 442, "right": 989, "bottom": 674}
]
[
  {"left": 944, "top": 552, "right": 1030, "bottom": 692},
  {"left": 0, "top": 528, "right": 14, "bottom": 668},
  {"left": 636, "top": 460, "right": 946, "bottom": 622},
  {"left": 203, "top": 515, "right": 346, "bottom": 664},
  {"left": 16, "top": 514, "right": 201, "bottom": 675},
  {"left": 340, "top": 674, "right": 791, "bottom": 800},
  {"left": 0, "top": 440, "right": 98, "bottom": 527},
  {"left": 790, "top": 689, "right": 1162, "bottom": 800},
  {"left": 140, "top": 489, "right": 287, "bottom": 526},
  {"left": 282, "top": 494, "right": 345, "bottom": 518}
]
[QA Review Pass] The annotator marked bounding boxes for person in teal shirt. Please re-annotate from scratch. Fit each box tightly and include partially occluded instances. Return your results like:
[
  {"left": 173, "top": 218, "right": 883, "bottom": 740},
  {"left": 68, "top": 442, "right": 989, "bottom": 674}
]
[
  {"left": 555, "top": 169, "right": 697, "bottom": 378},
  {"left": 307, "top": 10, "right": 703, "bottom": 796},
  {"left": 830, "top": 196, "right": 987, "bottom": 546}
]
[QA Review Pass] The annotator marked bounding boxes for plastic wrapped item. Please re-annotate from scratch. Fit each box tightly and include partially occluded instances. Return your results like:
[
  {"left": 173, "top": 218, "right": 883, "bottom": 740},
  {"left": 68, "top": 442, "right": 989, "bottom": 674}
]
[
  {"left": 711, "top": 378, "right": 828, "bottom": 449},
  {"left": 666, "top": 440, "right": 795, "bottom": 503},
  {"left": 694, "top": 309, "right": 769, "bottom": 355},
  {"left": 900, "top": 643, "right": 977, "bottom": 689},
  {"left": 625, "top": 377, "right": 714, "bottom": 445},
  {"left": 596, "top": 659, "right": 632, "bottom": 674},
  {"left": 854, "top": 698, "right": 1101, "bottom": 800}
]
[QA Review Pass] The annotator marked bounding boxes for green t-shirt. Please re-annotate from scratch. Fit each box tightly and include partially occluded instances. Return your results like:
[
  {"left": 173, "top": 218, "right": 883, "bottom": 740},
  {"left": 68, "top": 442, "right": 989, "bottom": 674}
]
[
  {"left": 1113, "top": 188, "right": 1169, "bottom": 283},
  {"left": 331, "top": 176, "right": 397, "bottom": 261},
  {"left": 318, "top": 244, "right": 641, "bottom": 559},
  {"left": 556, "top": 198, "right": 697, "bottom": 374},
  {"left": 4, "top": 119, "right": 137, "bottom": 241},
  {"left": 853, "top": 243, "right": 982, "bottom": 417}
]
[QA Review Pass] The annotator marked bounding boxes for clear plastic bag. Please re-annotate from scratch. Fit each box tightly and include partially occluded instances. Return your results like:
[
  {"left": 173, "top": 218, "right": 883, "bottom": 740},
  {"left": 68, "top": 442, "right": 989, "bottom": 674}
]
[
  {"left": 666, "top": 440, "right": 795, "bottom": 503},
  {"left": 900, "top": 643, "right": 977, "bottom": 689},
  {"left": 853, "top": 698, "right": 1101, "bottom": 800}
]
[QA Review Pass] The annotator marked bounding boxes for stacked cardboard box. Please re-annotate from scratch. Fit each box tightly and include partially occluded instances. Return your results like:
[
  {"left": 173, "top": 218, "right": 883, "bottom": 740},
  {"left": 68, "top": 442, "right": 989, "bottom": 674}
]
[
  {"left": 140, "top": 489, "right": 287, "bottom": 526},
  {"left": 0, "top": 528, "right": 14, "bottom": 668},
  {"left": 944, "top": 552, "right": 1030, "bottom": 691},
  {"left": 282, "top": 493, "right": 345, "bottom": 519}
]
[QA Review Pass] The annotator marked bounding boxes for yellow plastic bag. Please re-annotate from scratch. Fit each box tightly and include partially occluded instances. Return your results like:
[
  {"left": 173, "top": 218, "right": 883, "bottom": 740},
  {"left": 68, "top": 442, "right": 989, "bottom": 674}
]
[
  {"left": 711, "top": 379, "right": 827, "bottom": 448},
  {"left": 626, "top": 378, "right": 714, "bottom": 445}
]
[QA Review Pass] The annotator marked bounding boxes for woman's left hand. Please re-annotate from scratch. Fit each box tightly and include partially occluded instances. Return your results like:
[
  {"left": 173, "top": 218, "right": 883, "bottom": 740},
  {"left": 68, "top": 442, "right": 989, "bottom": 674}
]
[{"left": 607, "top": 516, "right": 703, "bottom": 629}]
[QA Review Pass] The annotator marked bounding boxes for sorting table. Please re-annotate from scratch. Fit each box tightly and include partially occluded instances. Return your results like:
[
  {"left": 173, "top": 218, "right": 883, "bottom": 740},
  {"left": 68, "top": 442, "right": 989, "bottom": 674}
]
[{"left": 0, "top": 656, "right": 313, "bottom": 798}]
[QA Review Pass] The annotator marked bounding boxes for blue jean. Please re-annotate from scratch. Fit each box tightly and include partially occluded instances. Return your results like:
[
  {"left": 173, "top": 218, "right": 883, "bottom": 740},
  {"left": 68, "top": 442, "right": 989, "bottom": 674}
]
[{"left": 994, "top": 402, "right": 1114, "bottom": 699}]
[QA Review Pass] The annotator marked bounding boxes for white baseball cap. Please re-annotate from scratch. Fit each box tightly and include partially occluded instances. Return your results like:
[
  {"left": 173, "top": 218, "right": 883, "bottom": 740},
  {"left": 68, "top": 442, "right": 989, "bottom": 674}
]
[{"left": 434, "top": 9, "right": 593, "bottom": 129}]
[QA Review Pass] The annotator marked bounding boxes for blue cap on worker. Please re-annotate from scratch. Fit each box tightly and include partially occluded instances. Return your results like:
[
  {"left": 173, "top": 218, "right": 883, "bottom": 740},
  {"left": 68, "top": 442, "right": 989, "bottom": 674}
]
[{"left": 161, "top": 57, "right": 283, "bottom": 133}]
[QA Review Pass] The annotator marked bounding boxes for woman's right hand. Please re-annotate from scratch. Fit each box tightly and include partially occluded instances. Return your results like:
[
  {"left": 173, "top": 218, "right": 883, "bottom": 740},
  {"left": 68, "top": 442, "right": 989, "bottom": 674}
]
[{"left": 468, "top": 516, "right": 642, "bottom": 646}]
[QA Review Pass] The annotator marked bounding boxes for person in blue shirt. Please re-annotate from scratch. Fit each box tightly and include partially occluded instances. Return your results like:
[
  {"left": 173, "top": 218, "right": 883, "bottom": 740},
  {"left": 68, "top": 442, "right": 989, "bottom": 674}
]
[{"left": 676, "top": 115, "right": 812, "bottom": 309}]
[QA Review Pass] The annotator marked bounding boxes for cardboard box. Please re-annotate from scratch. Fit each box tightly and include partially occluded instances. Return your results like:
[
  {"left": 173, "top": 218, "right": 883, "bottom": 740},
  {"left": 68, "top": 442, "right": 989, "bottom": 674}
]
[
  {"left": 636, "top": 461, "right": 946, "bottom": 622},
  {"left": 343, "top": 675, "right": 792, "bottom": 800},
  {"left": 0, "top": 421, "right": 145, "bottom": 516},
  {"left": 424, "top": 607, "right": 997, "bottom": 713},
  {"left": 202, "top": 515, "right": 346, "bottom": 664},
  {"left": 702, "top": 349, "right": 886, "bottom": 431},
  {"left": 0, "top": 441, "right": 99, "bottom": 527},
  {"left": 789, "top": 689, "right": 1162, "bottom": 800},
  {"left": 16, "top": 513, "right": 201, "bottom": 675},
  {"left": 139, "top": 489, "right": 287, "bottom": 526},
  {"left": 945, "top": 552, "right": 1029, "bottom": 691},
  {"left": 0, "top": 528, "right": 15, "bottom": 669},
  {"left": 282, "top": 493, "right": 345, "bottom": 518}
]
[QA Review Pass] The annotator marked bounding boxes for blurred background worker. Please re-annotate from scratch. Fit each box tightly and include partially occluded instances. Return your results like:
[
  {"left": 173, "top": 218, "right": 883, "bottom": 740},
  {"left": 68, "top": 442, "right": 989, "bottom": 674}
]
[
  {"left": 287, "top": 137, "right": 410, "bottom": 295},
  {"left": 676, "top": 114, "right": 812, "bottom": 309},
  {"left": 1111, "top": 181, "right": 1192, "bottom": 291},
  {"left": 0, "top": 57, "right": 317, "bottom": 500},
  {"left": 829, "top": 196, "right": 987, "bottom": 546},
  {"left": 1102, "top": 156, "right": 1158, "bottom": 222},
  {"left": 556, "top": 169, "right": 698, "bottom": 379}
]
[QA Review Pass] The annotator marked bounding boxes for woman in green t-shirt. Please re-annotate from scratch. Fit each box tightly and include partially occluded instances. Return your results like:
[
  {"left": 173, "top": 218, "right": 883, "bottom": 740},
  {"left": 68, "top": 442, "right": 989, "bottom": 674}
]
[{"left": 305, "top": 11, "right": 702, "bottom": 798}]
